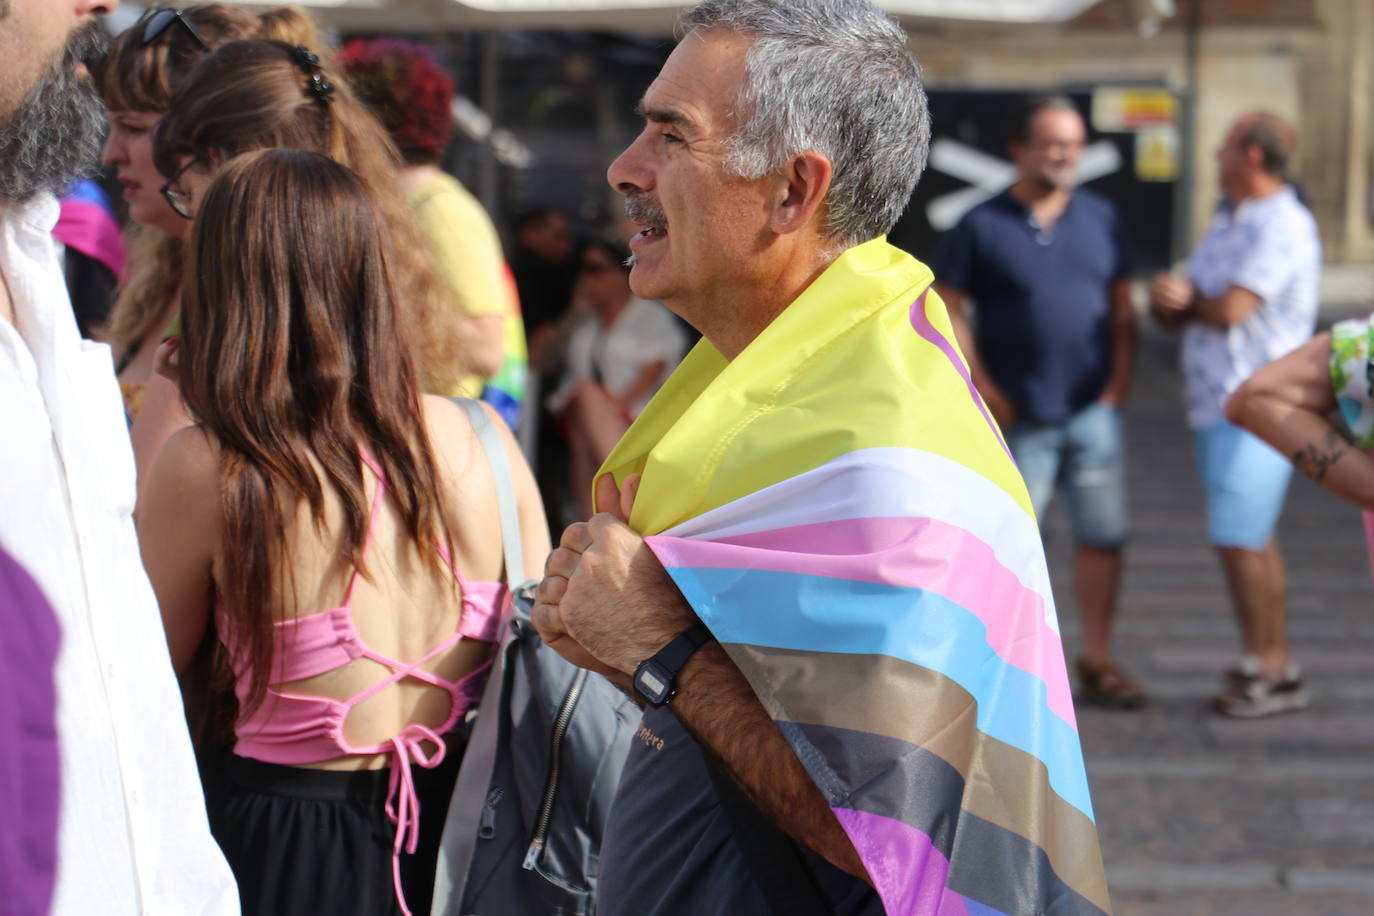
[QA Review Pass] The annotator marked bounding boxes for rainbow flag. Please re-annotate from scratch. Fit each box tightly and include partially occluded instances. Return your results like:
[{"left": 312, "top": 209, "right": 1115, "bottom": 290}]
[
  {"left": 480, "top": 263, "right": 530, "bottom": 431},
  {"left": 598, "top": 238, "right": 1110, "bottom": 915}
]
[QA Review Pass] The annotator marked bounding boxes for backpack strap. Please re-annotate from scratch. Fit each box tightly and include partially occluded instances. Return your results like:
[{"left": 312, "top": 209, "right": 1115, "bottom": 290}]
[
  {"left": 453, "top": 397, "right": 525, "bottom": 590},
  {"left": 705, "top": 760, "right": 836, "bottom": 916},
  {"left": 432, "top": 398, "right": 526, "bottom": 913}
]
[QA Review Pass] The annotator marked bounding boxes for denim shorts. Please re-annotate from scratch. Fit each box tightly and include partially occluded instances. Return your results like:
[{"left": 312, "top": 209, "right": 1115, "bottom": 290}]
[
  {"left": 1005, "top": 400, "right": 1128, "bottom": 547},
  {"left": 1194, "top": 421, "right": 1293, "bottom": 550}
]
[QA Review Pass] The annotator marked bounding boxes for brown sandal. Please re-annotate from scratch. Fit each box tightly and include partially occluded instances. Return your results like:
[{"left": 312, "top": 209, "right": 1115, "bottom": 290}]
[{"left": 1076, "top": 659, "right": 1148, "bottom": 710}]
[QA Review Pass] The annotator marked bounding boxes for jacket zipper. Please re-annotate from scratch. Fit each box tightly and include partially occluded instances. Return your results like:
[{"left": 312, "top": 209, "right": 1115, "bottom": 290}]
[
  {"left": 522, "top": 668, "right": 590, "bottom": 870},
  {"left": 478, "top": 786, "right": 503, "bottom": 839}
]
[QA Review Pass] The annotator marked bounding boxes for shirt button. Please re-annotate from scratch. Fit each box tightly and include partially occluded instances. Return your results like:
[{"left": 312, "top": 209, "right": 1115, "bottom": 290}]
[
  {"left": 130, "top": 790, "right": 141, "bottom": 808},
  {"left": 105, "top": 663, "right": 116, "bottom": 682}
]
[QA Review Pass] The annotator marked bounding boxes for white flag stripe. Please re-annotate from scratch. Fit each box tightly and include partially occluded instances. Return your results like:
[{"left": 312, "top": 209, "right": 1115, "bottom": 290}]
[{"left": 660, "top": 447, "right": 1059, "bottom": 632}]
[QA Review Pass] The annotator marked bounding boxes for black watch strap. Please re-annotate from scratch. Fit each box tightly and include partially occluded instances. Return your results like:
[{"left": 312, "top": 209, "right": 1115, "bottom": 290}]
[
  {"left": 634, "top": 623, "right": 714, "bottom": 706},
  {"left": 653, "top": 622, "right": 713, "bottom": 672}
]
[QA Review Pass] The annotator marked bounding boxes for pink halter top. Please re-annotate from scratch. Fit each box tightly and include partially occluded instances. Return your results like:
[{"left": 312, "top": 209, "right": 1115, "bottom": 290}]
[{"left": 217, "top": 450, "right": 508, "bottom": 915}]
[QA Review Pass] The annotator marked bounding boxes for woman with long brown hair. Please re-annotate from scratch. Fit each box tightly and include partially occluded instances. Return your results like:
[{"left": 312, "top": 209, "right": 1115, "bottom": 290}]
[{"left": 137, "top": 149, "right": 548, "bottom": 915}]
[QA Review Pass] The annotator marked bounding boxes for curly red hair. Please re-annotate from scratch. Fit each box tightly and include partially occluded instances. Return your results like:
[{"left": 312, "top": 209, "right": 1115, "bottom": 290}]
[{"left": 339, "top": 37, "right": 454, "bottom": 164}]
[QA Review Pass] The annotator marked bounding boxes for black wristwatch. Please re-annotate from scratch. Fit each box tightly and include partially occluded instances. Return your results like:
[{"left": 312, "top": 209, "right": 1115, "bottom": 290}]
[{"left": 633, "top": 623, "right": 714, "bottom": 707}]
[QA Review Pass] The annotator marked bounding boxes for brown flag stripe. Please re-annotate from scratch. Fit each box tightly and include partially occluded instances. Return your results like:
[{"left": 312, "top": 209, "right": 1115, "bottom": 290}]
[{"left": 726, "top": 643, "right": 1111, "bottom": 914}]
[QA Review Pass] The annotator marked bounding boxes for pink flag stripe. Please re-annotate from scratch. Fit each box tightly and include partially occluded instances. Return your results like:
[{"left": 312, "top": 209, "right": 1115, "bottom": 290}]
[
  {"left": 832, "top": 806, "right": 970, "bottom": 916},
  {"left": 654, "top": 515, "right": 1076, "bottom": 729},
  {"left": 908, "top": 292, "right": 1012, "bottom": 461},
  {"left": 54, "top": 199, "right": 126, "bottom": 280}
]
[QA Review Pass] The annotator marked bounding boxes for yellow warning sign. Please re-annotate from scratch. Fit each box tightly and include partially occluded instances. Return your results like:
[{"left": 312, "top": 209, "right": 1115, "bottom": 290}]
[
  {"left": 1135, "top": 126, "right": 1178, "bottom": 181},
  {"left": 1092, "top": 88, "right": 1177, "bottom": 133}
]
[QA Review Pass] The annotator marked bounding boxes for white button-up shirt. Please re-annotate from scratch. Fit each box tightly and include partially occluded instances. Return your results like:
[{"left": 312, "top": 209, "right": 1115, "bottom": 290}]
[
  {"left": 1181, "top": 184, "right": 1322, "bottom": 429},
  {"left": 0, "top": 195, "right": 238, "bottom": 915}
]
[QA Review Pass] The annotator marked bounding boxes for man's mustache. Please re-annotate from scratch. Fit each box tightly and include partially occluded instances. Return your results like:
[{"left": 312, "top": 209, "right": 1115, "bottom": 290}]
[
  {"left": 624, "top": 191, "right": 667, "bottom": 230},
  {"left": 64, "top": 20, "right": 109, "bottom": 72}
]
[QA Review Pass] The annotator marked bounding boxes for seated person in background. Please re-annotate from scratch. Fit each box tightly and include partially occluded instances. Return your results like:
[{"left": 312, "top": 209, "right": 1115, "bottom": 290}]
[{"left": 549, "top": 238, "right": 686, "bottom": 520}]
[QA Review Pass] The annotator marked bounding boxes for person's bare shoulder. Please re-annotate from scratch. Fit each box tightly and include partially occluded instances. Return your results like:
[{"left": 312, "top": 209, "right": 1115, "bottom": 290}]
[
  {"left": 146, "top": 425, "right": 221, "bottom": 500},
  {"left": 421, "top": 395, "right": 485, "bottom": 458},
  {"left": 419, "top": 395, "right": 500, "bottom": 497},
  {"left": 137, "top": 425, "right": 224, "bottom": 559}
]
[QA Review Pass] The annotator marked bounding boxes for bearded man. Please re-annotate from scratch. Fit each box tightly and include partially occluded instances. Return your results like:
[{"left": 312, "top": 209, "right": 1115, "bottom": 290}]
[{"left": 0, "top": 1, "right": 238, "bottom": 911}]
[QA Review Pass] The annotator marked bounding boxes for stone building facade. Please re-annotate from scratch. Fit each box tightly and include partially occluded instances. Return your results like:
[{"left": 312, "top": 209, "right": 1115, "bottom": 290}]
[{"left": 907, "top": 0, "right": 1374, "bottom": 263}]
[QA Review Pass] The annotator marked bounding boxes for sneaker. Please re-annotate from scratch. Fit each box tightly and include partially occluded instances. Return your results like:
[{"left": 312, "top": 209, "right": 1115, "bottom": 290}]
[
  {"left": 1222, "top": 656, "right": 1263, "bottom": 686},
  {"left": 1212, "top": 662, "right": 1309, "bottom": 718}
]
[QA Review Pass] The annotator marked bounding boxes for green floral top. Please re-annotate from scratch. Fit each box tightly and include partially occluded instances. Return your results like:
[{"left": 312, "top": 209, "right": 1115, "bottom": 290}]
[{"left": 1331, "top": 315, "right": 1374, "bottom": 449}]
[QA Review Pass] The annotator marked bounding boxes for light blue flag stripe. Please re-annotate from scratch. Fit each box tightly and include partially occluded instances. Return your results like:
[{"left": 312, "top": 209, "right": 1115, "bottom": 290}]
[{"left": 664, "top": 564, "right": 1094, "bottom": 821}]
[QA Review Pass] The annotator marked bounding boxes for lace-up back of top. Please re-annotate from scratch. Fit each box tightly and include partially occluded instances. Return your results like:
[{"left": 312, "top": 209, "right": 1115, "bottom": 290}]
[{"left": 220, "top": 449, "right": 508, "bottom": 765}]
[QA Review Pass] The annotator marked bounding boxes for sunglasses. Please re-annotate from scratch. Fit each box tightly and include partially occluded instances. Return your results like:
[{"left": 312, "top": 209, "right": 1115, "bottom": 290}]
[
  {"left": 580, "top": 261, "right": 618, "bottom": 275},
  {"left": 139, "top": 7, "right": 210, "bottom": 52},
  {"left": 161, "top": 158, "right": 198, "bottom": 220}
]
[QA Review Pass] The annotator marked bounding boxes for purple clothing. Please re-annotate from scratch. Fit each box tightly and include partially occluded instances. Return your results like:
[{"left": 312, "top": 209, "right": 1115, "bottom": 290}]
[
  {"left": 0, "top": 547, "right": 61, "bottom": 916},
  {"left": 54, "top": 178, "right": 124, "bottom": 280}
]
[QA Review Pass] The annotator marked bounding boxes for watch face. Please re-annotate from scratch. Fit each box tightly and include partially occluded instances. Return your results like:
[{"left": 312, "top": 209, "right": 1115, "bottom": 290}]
[{"left": 635, "top": 661, "right": 673, "bottom": 705}]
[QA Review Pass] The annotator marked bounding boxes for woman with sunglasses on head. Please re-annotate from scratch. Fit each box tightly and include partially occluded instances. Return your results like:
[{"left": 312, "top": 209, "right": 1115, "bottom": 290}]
[
  {"left": 93, "top": 5, "right": 327, "bottom": 474},
  {"left": 137, "top": 148, "right": 550, "bottom": 916}
]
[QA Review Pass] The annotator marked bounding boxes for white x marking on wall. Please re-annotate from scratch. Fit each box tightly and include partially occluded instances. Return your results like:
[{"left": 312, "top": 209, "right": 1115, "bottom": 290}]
[{"left": 925, "top": 137, "right": 1122, "bottom": 231}]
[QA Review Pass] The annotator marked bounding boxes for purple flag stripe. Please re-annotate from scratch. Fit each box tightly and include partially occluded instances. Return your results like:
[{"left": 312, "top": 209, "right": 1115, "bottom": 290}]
[
  {"left": 786, "top": 720, "right": 1109, "bottom": 913},
  {"left": 832, "top": 806, "right": 969, "bottom": 916},
  {"left": 908, "top": 291, "right": 1012, "bottom": 460}
]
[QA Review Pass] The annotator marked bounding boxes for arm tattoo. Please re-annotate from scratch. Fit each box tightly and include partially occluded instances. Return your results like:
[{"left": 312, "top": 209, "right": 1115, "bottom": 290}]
[{"left": 1292, "top": 429, "right": 1348, "bottom": 482}]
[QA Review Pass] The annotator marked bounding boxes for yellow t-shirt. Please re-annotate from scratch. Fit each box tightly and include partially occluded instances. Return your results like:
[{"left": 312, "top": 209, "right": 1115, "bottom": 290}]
[{"left": 410, "top": 172, "right": 523, "bottom": 398}]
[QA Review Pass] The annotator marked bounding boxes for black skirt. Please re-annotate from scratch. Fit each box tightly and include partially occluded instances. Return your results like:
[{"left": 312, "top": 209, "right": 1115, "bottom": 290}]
[{"left": 207, "top": 748, "right": 463, "bottom": 916}]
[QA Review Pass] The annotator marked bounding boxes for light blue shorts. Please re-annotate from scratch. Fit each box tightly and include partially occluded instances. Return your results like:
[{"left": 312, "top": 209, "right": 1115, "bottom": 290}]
[
  {"left": 1006, "top": 400, "right": 1128, "bottom": 547},
  {"left": 1194, "top": 421, "right": 1293, "bottom": 550}
]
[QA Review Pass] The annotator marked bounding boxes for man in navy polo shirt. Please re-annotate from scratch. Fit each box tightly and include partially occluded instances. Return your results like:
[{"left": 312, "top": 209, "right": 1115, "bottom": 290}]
[{"left": 935, "top": 95, "right": 1143, "bottom": 709}]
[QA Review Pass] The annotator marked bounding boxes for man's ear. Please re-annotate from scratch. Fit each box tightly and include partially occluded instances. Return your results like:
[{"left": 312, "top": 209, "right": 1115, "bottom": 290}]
[{"left": 770, "top": 150, "right": 833, "bottom": 235}]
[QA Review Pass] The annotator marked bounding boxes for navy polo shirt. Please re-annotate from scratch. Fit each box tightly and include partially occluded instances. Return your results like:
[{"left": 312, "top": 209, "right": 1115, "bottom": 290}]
[
  {"left": 935, "top": 189, "right": 1132, "bottom": 424},
  {"left": 597, "top": 706, "right": 882, "bottom": 916}
]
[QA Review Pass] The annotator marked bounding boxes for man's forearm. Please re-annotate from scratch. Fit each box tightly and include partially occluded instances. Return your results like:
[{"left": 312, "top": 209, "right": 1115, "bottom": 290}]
[
  {"left": 668, "top": 642, "right": 871, "bottom": 883},
  {"left": 1190, "top": 286, "right": 1261, "bottom": 328},
  {"left": 1188, "top": 296, "right": 1231, "bottom": 328},
  {"left": 1102, "top": 286, "right": 1136, "bottom": 402}
]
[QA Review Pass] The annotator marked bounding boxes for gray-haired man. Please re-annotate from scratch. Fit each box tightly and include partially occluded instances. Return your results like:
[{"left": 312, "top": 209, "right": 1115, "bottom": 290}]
[
  {"left": 533, "top": 1, "right": 1109, "bottom": 913},
  {"left": 1150, "top": 112, "right": 1321, "bottom": 718}
]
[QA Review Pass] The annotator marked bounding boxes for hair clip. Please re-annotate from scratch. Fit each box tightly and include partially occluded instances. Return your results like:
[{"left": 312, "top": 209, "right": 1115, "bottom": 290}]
[
  {"left": 306, "top": 72, "right": 335, "bottom": 102},
  {"left": 291, "top": 45, "right": 334, "bottom": 102},
  {"left": 292, "top": 45, "right": 321, "bottom": 70}
]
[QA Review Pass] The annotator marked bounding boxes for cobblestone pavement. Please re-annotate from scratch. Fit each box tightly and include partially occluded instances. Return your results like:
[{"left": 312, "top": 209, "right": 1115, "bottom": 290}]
[{"left": 1045, "top": 309, "right": 1374, "bottom": 915}]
